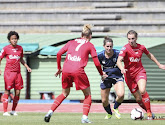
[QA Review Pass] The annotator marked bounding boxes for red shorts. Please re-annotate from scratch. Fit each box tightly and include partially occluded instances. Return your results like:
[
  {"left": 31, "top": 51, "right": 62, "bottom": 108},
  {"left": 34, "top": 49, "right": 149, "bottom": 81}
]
[
  {"left": 124, "top": 70, "right": 147, "bottom": 93},
  {"left": 4, "top": 71, "right": 23, "bottom": 90},
  {"left": 62, "top": 72, "right": 90, "bottom": 90}
]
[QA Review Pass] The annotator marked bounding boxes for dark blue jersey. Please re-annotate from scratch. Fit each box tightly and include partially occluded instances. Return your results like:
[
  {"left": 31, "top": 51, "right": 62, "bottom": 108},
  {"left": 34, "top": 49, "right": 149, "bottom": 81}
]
[{"left": 98, "top": 49, "right": 123, "bottom": 78}]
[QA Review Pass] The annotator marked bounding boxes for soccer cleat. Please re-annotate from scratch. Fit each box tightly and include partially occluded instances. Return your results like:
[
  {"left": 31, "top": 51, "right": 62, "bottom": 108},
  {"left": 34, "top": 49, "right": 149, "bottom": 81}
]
[
  {"left": 3, "top": 112, "right": 11, "bottom": 116},
  {"left": 44, "top": 110, "right": 53, "bottom": 122},
  {"left": 113, "top": 108, "right": 121, "bottom": 119},
  {"left": 147, "top": 112, "right": 155, "bottom": 120},
  {"left": 81, "top": 117, "right": 92, "bottom": 123},
  {"left": 10, "top": 111, "right": 18, "bottom": 116},
  {"left": 104, "top": 114, "right": 112, "bottom": 119}
]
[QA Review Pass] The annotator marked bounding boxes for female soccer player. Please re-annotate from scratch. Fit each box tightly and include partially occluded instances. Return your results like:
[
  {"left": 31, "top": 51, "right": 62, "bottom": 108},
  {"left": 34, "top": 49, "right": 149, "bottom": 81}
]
[
  {"left": 44, "top": 24, "right": 107, "bottom": 123},
  {"left": 0, "top": 31, "right": 32, "bottom": 116},
  {"left": 98, "top": 36, "right": 124, "bottom": 119},
  {"left": 117, "top": 30, "right": 165, "bottom": 120}
]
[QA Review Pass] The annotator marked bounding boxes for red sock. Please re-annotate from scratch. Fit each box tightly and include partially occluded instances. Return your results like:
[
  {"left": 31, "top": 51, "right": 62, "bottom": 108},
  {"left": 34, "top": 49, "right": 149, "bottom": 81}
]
[
  {"left": 137, "top": 100, "right": 147, "bottom": 111},
  {"left": 12, "top": 96, "right": 20, "bottom": 111},
  {"left": 142, "top": 92, "right": 151, "bottom": 113},
  {"left": 83, "top": 95, "right": 92, "bottom": 116},
  {"left": 3, "top": 94, "right": 9, "bottom": 112},
  {"left": 51, "top": 94, "right": 66, "bottom": 112}
]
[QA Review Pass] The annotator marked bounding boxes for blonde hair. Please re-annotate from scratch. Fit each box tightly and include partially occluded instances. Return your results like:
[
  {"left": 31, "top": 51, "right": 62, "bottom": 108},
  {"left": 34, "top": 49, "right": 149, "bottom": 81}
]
[{"left": 82, "top": 24, "right": 92, "bottom": 38}]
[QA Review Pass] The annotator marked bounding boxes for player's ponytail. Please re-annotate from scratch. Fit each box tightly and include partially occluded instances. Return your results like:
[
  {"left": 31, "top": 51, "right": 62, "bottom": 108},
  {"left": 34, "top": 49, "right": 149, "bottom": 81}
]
[
  {"left": 82, "top": 24, "right": 92, "bottom": 38},
  {"left": 103, "top": 36, "right": 113, "bottom": 46}
]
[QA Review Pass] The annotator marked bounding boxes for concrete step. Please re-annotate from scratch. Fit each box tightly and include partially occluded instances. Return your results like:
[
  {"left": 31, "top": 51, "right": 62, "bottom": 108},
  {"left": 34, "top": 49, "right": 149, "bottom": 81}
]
[
  {"left": 69, "top": 26, "right": 110, "bottom": 32},
  {"left": 0, "top": 0, "right": 134, "bottom": 9},
  {"left": 92, "top": 2, "right": 133, "bottom": 8},
  {"left": 81, "top": 15, "right": 121, "bottom": 20},
  {"left": 0, "top": 20, "right": 164, "bottom": 33},
  {"left": 0, "top": 0, "right": 164, "bottom": 9},
  {"left": 0, "top": 8, "right": 164, "bottom": 21}
]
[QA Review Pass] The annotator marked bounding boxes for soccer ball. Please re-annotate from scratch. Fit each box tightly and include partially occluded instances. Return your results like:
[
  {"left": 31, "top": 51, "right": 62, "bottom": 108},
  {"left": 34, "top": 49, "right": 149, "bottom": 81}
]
[{"left": 130, "top": 108, "right": 144, "bottom": 120}]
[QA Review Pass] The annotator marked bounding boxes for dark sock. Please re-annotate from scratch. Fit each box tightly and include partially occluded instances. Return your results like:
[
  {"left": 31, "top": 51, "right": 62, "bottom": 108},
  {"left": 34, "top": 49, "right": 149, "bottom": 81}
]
[
  {"left": 114, "top": 101, "right": 121, "bottom": 109},
  {"left": 104, "top": 104, "right": 112, "bottom": 115}
]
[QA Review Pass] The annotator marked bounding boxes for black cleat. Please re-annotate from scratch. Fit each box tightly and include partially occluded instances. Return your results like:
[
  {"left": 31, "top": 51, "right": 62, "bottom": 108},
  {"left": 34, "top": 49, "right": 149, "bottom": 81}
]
[{"left": 44, "top": 114, "right": 51, "bottom": 122}]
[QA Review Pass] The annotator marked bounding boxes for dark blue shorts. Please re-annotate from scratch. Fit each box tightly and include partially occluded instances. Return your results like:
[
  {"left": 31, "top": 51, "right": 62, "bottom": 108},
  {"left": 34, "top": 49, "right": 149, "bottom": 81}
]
[{"left": 100, "top": 77, "right": 124, "bottom": 90}]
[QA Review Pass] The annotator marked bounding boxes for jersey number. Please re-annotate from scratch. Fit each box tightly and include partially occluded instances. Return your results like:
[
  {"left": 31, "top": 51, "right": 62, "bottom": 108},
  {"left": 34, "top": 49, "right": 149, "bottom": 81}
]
[{"left": 75, "top": 39, "right": 86, "bottom": 51}]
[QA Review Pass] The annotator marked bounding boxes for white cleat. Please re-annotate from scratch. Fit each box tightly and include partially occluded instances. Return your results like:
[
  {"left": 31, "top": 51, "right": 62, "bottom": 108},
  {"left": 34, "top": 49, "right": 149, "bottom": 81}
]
[
  {"left": 3, "top": 112, "right": 11, "bottom": 116},
  {"left": 81, "top": 118, "right": 92, "bottom": 123},
  {"left": 10, "top": 111, "right": 18, "bottom": 116}
]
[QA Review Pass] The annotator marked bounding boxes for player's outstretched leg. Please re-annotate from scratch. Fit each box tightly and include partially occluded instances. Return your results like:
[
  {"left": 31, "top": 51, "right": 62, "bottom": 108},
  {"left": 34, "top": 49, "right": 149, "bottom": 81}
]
[
  {"left": 44, "top": 93, "right": 66, "bottom": 122},
  {"left": 44, "top": 110, "right": 53, "bottom": 122}
]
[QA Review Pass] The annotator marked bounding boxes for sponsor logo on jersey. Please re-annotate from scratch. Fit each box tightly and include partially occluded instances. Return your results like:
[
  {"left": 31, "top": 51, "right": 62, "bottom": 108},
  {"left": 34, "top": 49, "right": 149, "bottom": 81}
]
[
  {"left": 129, "top": 57, "right": 140, "bottom": 62},
  {"left": 113, "top": 58, "right": 116, "bottom": 62},
  {"left": 68, "top": 54, "right": 81, "bottom": 62},
  {"left": 9, "top": 55, "right": 20, "bottom": 60}
]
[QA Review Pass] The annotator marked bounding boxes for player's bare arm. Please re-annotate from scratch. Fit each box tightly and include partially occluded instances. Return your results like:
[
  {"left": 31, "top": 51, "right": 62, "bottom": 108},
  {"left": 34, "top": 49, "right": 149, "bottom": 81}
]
[
  {"left": 117, "top": 56, "right": 127, "bottom": 74},
  {"left": 147, "top": 53, "right": 165, "bottom": 70},
  {"left": 20, "top": 58, "right": 32, "bottom": 72}
]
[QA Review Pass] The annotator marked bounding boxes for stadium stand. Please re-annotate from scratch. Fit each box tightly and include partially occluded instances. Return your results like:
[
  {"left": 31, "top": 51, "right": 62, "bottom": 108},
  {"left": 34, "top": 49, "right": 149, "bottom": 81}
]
[{"left": 0, "top": 0, "right": 164, "bottom": 36}]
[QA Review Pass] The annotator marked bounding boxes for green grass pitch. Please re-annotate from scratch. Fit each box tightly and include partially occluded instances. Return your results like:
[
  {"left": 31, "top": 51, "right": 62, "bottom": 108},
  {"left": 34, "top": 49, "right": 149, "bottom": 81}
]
[{"left": 0, "top": 113, "right": 165, "bottom": 125}]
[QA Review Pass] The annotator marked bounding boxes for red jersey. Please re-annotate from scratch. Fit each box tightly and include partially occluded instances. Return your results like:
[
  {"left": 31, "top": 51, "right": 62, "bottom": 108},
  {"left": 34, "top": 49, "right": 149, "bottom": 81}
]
[
  {"left": 119, "top": 43, "right": 149, "bottom": 77},
  {"left": 57, "top": 38, "right": 98, "bottom": 73},
  {"left": 0, "top": 45, "right": 23, "bottom": 72}
]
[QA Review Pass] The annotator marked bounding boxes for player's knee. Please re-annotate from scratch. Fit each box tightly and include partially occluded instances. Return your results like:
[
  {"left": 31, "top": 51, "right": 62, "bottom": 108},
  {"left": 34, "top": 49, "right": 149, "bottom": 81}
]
[{"left": 118, "top": 94, "right": 124, "bottom": 100}]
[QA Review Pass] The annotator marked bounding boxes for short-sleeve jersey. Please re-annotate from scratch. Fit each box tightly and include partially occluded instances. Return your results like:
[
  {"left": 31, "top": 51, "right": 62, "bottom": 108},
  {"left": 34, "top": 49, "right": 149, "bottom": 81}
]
[
  {"left": 0, "top": 45, "right": 23, "bottom": 72},
  {"left": 119, "top": 43, "right": 149, "bottom": 77},
  {"left": 98, "top": 49, "right": 123, "bottom": 78},
  {"left": 59, "top": 38, "right": 97, "bottom": 73}
]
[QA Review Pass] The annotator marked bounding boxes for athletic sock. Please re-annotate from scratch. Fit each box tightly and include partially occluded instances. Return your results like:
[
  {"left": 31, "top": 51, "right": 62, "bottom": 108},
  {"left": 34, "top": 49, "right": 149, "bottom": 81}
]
[
  {"left": 142, "top": 92, "right": 151, "bottom": 113},
  {"left": 12, "top": 96, "right": 20, "bottom": 111},
  {"left": 83, "top": 95, "right": 92, "bottom": 116},
  {"left": 104, "top": 104, "right": 112, "bottom": 115},
  {"left": 137, "top": 100, "right": 147, "bottom": 112},
  {"left": 114, "top": 101, "right": 121, "bottom": 109},
  {"left": 3, "top": 94, "right": 9, "bottom": 112},
  {"left": 51, "top": 94, "right": 66, "bottom": 112}
]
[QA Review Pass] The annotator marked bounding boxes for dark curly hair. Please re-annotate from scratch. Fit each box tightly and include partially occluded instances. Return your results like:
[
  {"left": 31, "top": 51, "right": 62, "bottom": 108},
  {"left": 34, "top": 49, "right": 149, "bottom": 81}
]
[{"left": 7, "top": 31, "right": 19, "bottom": 40}]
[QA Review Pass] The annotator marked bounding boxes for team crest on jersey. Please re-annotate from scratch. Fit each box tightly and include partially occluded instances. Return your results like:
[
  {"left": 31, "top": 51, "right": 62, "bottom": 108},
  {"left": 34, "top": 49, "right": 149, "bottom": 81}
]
[
  {"left": 102, "top": 60, "right": 105, "bottom": 64},
  {"left": 113, "top": 58, "right": 116, "bottom": 62}
]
